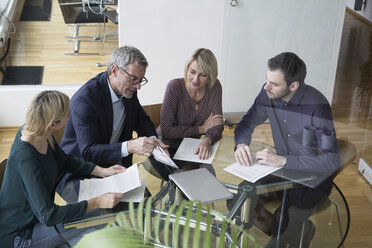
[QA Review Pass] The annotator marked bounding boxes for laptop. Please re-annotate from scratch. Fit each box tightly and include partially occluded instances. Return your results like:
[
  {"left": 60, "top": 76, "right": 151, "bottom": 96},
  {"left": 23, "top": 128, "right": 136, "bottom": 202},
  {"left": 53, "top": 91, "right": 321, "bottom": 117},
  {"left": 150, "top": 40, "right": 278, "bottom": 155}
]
[{"left": 169, "top": 168, "right": 233, "bottom": 204}]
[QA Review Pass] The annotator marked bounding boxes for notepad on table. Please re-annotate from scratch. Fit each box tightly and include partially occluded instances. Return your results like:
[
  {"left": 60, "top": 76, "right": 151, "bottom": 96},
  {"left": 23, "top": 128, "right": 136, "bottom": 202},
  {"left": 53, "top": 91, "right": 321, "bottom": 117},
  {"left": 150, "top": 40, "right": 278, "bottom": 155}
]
[{"left": 173, "top": 138, "right": 220, "bottom": 164}]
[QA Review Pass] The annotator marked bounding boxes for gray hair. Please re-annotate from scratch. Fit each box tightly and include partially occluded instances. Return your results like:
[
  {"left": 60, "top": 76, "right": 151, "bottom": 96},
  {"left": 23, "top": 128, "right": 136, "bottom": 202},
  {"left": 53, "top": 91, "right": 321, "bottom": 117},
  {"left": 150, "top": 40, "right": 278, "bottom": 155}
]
[{"left": 106, "top": 46, "right": 148, "bottom": 75}]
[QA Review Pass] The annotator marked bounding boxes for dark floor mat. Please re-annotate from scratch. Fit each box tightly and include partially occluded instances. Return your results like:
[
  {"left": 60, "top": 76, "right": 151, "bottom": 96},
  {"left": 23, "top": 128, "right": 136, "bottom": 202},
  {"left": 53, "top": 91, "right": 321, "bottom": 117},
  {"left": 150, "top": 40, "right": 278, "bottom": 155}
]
[
  {"left": 20, "top": 0, "right": 52, "bottom": 21},
  {"left": 1, "top": 66, "right": 44, "bottom": 85}
]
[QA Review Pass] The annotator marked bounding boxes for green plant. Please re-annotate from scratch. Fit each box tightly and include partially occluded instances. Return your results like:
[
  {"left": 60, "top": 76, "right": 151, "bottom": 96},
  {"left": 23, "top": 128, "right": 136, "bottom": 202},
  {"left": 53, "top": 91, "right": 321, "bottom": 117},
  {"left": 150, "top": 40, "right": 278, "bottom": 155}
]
[{"left": 75, "top": 197, "right": 261, "bottom": 247}]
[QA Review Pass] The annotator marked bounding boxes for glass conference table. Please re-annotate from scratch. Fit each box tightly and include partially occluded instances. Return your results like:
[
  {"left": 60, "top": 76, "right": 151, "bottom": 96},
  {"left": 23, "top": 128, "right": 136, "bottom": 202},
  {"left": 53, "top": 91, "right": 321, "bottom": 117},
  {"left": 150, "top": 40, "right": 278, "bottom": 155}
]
[
  {"left": 208, "top": 135, "right": 349, "bottom": 247},
  {"left": 62, "top": 136, "right": 350, "bottom": 247}
]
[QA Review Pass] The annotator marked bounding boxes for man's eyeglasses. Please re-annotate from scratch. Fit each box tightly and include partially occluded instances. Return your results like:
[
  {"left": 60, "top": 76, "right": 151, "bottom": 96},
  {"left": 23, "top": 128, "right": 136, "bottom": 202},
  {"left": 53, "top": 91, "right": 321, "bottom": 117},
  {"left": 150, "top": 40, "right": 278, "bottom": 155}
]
[{"left": 117, "top": 65, "right": 148, "bottom": 86}]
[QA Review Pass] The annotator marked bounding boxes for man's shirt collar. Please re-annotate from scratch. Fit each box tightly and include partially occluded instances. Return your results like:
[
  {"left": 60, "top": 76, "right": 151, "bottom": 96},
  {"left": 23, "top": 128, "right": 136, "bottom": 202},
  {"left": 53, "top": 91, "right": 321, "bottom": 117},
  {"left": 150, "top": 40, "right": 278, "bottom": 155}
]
[{"left": 107, "top": 78, "right": 121, "bottom": 104}]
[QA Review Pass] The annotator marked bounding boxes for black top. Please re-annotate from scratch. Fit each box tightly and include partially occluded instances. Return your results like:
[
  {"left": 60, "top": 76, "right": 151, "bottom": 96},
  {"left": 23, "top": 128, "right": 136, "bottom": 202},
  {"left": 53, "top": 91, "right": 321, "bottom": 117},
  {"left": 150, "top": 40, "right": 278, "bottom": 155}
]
[{"left": 0, "top": 128, "right": 95, "bottom": 247}]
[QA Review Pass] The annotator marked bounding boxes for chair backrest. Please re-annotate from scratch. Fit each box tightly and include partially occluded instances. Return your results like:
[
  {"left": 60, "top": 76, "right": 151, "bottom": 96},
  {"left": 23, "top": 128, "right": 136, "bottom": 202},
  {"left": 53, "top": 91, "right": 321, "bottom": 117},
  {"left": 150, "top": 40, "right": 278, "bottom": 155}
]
[
  {"left": 337, "top": 138, "right": 357, "bottom": 173},
  {"left": 142, "top": 157, "right": 165, "bottom": 181},
  {"left": 142, "top": 103, "right": 162, "bottom": 130},
  {"left": 0, "top": 158, "right": 7, "bottom": 189}
]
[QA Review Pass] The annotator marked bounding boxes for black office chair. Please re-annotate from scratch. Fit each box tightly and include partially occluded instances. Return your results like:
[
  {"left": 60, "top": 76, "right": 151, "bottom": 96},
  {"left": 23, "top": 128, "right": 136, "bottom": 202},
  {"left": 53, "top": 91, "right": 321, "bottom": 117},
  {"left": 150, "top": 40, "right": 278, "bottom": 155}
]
[{"left": 300, "top": 138, "right": 356, "bottom": 248}]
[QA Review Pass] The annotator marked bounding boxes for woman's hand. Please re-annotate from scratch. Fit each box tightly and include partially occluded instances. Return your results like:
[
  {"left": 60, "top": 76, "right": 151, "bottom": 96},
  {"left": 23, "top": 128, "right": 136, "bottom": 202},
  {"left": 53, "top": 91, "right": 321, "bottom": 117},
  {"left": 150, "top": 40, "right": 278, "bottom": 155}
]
[
  {"left": 87, "top": 192, "right": 123, "bottom": 211},
  {"left": 199, "top": 113, "right": 224, "bottom": 134},
  {"left": 195, "top": 138, "right": 212, "bottom": 160},
  {"left": 91, "top": 165, "right": 126, "bottom": 178}
]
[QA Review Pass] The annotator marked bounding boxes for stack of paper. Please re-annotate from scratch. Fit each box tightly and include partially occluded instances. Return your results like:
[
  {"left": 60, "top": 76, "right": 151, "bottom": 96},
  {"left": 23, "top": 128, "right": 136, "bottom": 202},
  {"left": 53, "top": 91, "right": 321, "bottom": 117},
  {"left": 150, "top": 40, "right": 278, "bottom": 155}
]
[
  {"left": 78, "top": 164, "right": 144, "bottom": 202},
  {"left": 224, "top": 162, "right": 281, "bottom": 183},
  {"left": 173, "top": 138, "right": 220, "bottom": 164}
]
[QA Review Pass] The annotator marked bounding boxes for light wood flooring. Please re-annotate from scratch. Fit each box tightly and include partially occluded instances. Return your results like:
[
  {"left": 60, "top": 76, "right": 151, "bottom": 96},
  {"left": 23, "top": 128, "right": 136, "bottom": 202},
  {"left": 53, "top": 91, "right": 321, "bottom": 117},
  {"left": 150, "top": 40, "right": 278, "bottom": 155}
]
[{"left": 0, "top": 2, "right": 371, "bottom": 247}]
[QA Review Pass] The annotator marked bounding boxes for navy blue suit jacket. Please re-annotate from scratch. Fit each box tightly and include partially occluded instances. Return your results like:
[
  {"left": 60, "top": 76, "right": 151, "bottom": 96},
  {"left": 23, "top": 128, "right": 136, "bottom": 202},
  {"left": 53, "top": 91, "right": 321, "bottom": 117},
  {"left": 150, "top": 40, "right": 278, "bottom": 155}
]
[{"left": 60, "top": 72, "right": 157, "bottom": 168}]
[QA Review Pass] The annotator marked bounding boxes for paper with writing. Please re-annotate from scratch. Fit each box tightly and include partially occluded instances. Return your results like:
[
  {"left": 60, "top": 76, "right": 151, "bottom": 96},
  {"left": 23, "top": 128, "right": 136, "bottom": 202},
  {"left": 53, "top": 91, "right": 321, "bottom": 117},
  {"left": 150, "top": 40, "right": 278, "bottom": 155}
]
[
  {"left": 78, "top": 164, "right": 141, "bottom": 202},
  {"left": 121, "top": 180, "right": 146, "bottom": 202},
  {"left": 224, "top": 161, "right": 281, "bottom": 183}
]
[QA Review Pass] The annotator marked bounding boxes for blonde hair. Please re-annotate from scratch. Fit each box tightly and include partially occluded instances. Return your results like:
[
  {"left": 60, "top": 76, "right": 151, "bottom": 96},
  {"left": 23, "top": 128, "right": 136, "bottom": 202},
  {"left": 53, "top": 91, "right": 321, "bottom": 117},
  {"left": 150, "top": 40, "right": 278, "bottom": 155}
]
[
  {"left": 184, "top": 48, "right": 218, "bottom": 89},
  {"left": 24, "top": 91, "right": 70, "bottom": 148}
]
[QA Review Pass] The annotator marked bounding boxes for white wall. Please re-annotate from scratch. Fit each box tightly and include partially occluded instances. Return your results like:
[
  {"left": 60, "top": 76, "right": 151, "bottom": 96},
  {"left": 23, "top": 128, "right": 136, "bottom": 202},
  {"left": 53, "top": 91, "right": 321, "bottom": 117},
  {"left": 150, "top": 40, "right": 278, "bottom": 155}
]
[
  {"left": 118, "top": 0, "right": 346, "bottom": 113},
  {"left": 0, "top": 84, "right": 82, "bottom": 126},
  {"left": 220, "top": 0, "right": 346, "bottom": 112}
]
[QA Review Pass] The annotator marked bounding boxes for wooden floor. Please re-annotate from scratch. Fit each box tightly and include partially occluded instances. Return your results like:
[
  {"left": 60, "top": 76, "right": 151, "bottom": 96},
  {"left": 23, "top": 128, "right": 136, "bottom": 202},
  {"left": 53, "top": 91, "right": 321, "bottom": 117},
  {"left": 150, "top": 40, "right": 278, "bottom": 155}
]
[{"left": 0, "top": 2, "right": 371, "bottom": 247}]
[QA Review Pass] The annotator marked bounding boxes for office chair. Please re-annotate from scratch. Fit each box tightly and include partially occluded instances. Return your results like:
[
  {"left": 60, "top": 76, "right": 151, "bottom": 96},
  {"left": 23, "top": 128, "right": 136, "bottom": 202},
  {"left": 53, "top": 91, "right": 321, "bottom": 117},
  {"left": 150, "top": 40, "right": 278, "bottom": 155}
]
[{"left": 300, "top": 138, "right": 356, "bottom": 248}]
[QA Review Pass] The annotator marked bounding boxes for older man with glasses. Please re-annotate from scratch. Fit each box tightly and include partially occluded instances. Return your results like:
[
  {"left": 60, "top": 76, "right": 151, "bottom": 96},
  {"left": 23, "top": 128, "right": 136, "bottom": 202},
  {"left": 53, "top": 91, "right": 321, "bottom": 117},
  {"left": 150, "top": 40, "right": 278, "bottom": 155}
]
[{"left": 60, "top": 46, "right": 168, "bottom": 170}]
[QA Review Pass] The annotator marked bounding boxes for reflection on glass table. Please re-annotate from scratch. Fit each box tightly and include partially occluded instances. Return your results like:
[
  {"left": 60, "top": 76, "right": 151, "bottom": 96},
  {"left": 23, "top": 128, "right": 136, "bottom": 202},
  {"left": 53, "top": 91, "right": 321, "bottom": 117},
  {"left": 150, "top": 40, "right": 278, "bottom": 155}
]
[
  {"left": 148, "top": 135, "right": 350, "bottom": 248},
  {"left": 214, "top": 136, "right": 350, "bottom": 247}
]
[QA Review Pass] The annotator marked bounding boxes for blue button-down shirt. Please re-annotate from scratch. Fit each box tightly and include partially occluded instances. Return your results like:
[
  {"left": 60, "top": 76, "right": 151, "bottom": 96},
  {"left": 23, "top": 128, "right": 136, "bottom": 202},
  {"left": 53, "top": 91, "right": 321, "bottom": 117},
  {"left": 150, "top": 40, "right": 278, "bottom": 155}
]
[
  {"left": 235, "top": 83, "right": 340, "bottom": 208},
  {"left": 235, "top": 82, "right": 339, "bottom": 173}
]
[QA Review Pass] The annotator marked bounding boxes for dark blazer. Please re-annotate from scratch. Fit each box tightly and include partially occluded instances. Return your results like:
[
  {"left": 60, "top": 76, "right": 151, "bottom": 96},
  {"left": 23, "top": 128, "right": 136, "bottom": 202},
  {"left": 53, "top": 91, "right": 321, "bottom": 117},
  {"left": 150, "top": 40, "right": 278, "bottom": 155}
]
[{"left": 60, "top": 72, "right": 157, "bottom": 168}]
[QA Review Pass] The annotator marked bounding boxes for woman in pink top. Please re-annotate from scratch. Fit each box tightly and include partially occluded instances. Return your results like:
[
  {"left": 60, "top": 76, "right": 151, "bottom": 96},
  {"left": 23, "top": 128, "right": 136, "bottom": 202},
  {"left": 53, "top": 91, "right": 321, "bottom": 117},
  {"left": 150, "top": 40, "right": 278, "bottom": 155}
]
[{"left": 157, "top": 48, "right": 224, "bottom": 174}]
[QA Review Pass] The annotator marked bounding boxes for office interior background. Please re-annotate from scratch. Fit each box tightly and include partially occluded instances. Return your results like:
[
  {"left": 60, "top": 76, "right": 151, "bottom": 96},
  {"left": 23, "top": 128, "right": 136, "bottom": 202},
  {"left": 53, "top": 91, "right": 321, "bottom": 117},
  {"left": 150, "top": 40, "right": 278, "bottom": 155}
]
[{"left": 0, "top": 0, "right": 371, "bottom": 247}]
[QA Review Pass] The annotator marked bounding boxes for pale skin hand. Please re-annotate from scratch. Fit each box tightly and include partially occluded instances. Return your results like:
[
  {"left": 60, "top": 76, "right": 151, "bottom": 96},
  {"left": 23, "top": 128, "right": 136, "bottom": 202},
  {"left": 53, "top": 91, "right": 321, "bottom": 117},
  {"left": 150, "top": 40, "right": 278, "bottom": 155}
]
[
  {"left": 87, "top": 192, "right": 123, "bottom": 211},
  {"left": 255, "top": 148, "right": 286, "bottom": 167},
  {"left": 91, "top": 164, "right": 126, "bottom": 178},
  {"left": 234, "top": 143, "right": 254, "bottom": 166},
  {"left": 86, "top": 165, "right": 126, "bottom": 211},
  {"left": 127, "top": 137, "right": 169, "bottom": 157},
  {"left": 198, "top": 113, "right": 224, "bottom": 134},
  {"left": 195, "top": 137, "right": 212, "bottom": 160}
]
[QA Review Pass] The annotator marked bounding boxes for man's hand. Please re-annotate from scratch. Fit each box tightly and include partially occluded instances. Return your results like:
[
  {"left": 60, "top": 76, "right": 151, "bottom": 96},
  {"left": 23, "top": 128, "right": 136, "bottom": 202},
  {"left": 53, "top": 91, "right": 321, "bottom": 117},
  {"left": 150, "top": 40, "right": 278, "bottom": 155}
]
[
  {"left": 128, "top": 137, "right": 169, "bottom": 157},
  {"left": 91, "top": 165, "right": 126, "bottom": 178},
  {"left": 195, "top": 137, "right": 212, "bottom": 160},
  {"left": 128, "top": 137, "right": 157, "bottom": 156},
  {"left": 153, "top": 138, "right": 170, "bottom": 156},
  {"left": 87, "top": 192, "right": 123, "bottom": 211},
  {"left": 255, "top": 148, "right": 286, "bottom": 167},
  {"left": 235, "top": 143, "right": 254, "bottom": 166},
  {"left": 199, "top": 113, "right": 224, "bottom": 134}
]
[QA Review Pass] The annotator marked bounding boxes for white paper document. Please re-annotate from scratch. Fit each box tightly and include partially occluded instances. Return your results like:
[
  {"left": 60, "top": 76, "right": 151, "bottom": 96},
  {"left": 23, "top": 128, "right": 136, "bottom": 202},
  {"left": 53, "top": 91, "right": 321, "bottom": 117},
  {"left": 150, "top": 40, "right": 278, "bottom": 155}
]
[
  {"left": 152, "top": 145, "right": 178, "bottom": 168},
  {"left": 224, "top": 161, "right": 281, "bottom": 183},
  {"left": 78, "top": 164, "right": 141, "bottom": 202},
  {"left": 173, "top": 138, "right": 220, "bottom": 164},
  {"left": 121, "top": 180, "right": 146, "bottom": 202}
]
